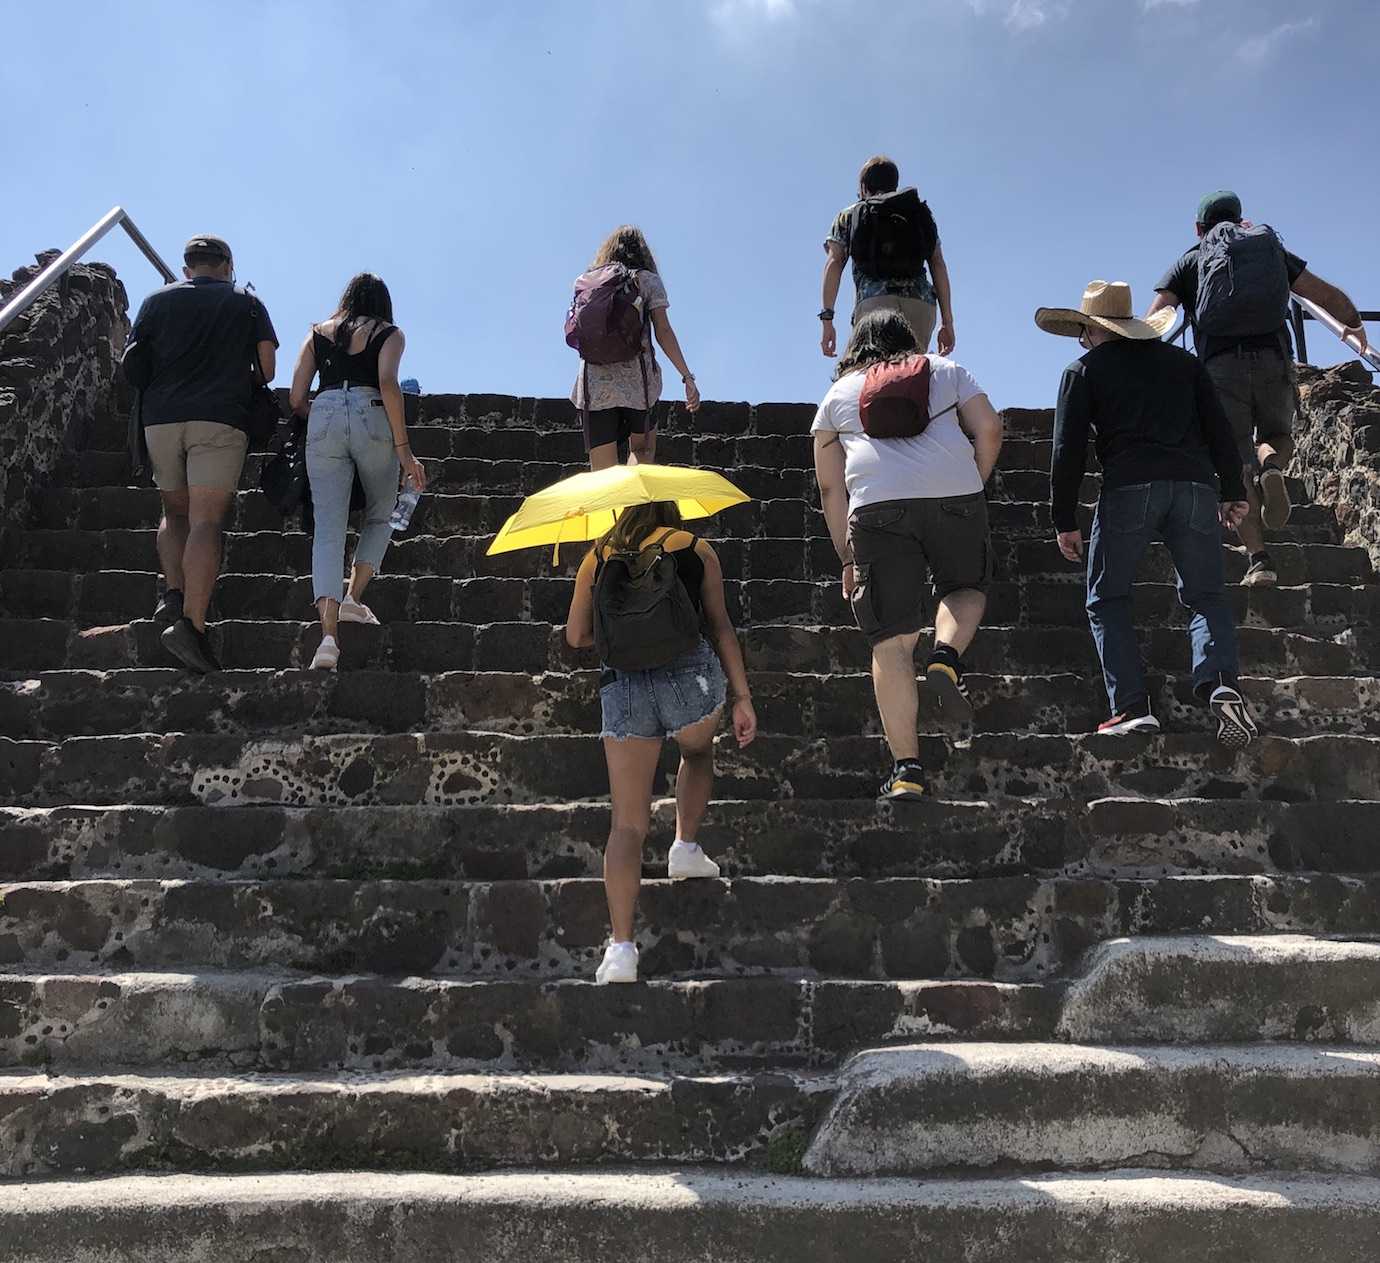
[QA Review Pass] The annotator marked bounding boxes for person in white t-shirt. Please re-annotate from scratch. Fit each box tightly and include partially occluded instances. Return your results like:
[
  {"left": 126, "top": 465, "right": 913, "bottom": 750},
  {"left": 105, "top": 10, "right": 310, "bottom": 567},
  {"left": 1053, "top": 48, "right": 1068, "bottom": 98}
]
[{"left": 812, "top": 308, "right": 1003, "bottom": 801}]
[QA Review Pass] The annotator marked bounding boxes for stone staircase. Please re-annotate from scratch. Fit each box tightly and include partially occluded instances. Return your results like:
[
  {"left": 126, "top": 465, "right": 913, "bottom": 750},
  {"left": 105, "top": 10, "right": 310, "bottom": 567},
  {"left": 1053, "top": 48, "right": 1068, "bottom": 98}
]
[{"left": 2, "top": 382, "right": 1380, "bottom": 1260}]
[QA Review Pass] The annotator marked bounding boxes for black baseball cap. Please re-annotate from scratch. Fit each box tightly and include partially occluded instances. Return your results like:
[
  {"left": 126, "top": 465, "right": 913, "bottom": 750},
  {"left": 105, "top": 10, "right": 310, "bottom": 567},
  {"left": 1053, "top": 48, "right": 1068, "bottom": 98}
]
[
  {"left": 1195, "top": 191, "right": 1243, "bottom": 227},
  {"left": 183, "top": 235, "right": 233, "bottom": 263}
]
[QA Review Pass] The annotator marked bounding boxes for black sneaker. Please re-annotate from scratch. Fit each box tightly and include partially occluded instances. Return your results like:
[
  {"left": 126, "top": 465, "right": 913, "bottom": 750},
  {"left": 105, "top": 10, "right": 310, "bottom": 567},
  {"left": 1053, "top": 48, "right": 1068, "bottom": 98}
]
[
  {"left": 1097, "top": 699, "right": 1161, "bottom": 736},
  {"left": 161, "top": 617, "right": 221, "bottom": 674},
  {"left": 879, "top": 759, "right": 927, "bottom": 802},
  {"left": 154, "top": 588, "right": 184, "bottom": 626},
  {"left": 923, "top": 649, "right": 974, "bottom": 726},
  {"left": 1209, "top": 683, "right": 1258, "bottom": 750},
  {"left": 1258, "top": 466, "right": 1292, "bottom": 531}
]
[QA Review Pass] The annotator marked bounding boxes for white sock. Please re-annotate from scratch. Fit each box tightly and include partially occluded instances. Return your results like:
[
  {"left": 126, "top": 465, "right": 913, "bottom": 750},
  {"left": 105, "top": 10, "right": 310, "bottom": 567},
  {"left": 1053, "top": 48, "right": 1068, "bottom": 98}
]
[{"left": 673, "top": 839, "right": 699, "bottom": 851}]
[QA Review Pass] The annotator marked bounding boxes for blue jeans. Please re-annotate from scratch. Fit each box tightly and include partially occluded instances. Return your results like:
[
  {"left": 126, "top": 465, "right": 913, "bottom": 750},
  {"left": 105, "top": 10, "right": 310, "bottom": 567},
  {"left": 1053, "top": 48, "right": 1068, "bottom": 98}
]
[
  {"left": 306, "top": 386, "right": 400, "bottom": 603},
  {"left": 1086, "top": 480, "right": 1239, "bottom": 713}
]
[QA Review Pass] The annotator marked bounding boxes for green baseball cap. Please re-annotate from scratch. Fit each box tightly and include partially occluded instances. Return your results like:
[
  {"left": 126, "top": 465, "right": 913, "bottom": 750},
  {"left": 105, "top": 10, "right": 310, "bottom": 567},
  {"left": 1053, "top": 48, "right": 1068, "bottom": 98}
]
[{"left": 1196, "top": 190, "right": 1243, "bottom": 227}]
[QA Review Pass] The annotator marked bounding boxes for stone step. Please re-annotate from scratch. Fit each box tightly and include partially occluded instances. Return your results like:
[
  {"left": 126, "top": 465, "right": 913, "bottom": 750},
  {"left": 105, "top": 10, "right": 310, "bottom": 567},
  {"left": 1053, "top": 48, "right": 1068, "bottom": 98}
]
[
  {"left": 0, "top": 874, "right": 1373, "bottom": 980},
  {"left": 0, "top": 971, "right": 1054, "bottom": 1075},
  {"left": 0, "top": 1067, "right": 830, "bottom": 1177},
  {"left": 1, "top": 617, "right": 1369, "bottom": 678},
  {"left": 5, "top": 526, "right": 1367, "bottom": 587},
  {"left": 1057, "top": 935, "right": 1380, "bottom": 1044},
  {"left": 80, "top": 405, "right": 1060, "bottom": 458},
  {"left": 6, "top": 666, "right": 1375, "bottom": 742},
  {"left": 803, "top": 1042, "right": 1380, "bottom": 1178},
  {"left": 2, "top": 1168, "right": 1378, "bottom": 1263},
  {"left": 4, "top": 936, "right": 1373, "bottom": 1077},
  {"left": 2, "top": 568, "right": 1362, "bottom": 632},
  {"left": 36, "top": 485, "right": 1186, "bottom": 537},
  {"left": 4, "top": 797, "right": 1376, "bottom": 883},
  {"left": 32, "top": 480, "right": 1328, "bottom": 539},
  {"left": 7, "top": 730, "right": 1380, "bottom": 807}
]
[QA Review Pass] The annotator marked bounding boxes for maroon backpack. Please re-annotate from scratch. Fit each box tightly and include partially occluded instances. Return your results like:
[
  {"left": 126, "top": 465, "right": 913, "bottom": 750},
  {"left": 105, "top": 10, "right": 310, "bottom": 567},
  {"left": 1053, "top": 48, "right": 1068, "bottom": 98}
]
[
  {"left": 858, "top": 355, "right": 958, "bottom": 439},
  {"left": 565, "top": 264, "right": 655, "bottom": 419}
]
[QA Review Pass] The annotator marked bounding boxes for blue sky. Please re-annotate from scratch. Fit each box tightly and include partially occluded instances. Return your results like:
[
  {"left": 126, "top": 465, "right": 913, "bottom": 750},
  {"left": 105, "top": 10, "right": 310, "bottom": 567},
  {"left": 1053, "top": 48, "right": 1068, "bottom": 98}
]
[{"left": 3, "top": 0, "right": 1376, "bottom": 410}]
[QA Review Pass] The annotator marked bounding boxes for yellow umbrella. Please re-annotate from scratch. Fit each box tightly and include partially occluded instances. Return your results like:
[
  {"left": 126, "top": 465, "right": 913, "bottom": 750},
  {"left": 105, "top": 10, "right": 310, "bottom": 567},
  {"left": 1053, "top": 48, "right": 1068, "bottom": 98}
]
[{"left": 487, "top": 463, "right": 751, "bottom": 559}]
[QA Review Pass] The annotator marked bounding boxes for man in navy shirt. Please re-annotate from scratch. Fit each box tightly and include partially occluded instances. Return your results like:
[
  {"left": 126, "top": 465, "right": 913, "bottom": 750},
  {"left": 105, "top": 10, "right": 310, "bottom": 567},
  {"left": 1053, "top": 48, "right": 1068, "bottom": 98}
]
[
  {"left": 123, "top": 235, "right": 277, "bottom": 673},
  {"left": 1147, "top": 190, "right": 1372, "bottom": 587}
]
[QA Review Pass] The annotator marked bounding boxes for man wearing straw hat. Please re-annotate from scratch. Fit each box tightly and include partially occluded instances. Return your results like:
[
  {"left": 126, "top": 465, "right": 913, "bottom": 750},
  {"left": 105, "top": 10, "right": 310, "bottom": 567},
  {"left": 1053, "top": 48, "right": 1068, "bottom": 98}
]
[{"left": 1036, "top": 280, "right": 1257, "bottom": 748}]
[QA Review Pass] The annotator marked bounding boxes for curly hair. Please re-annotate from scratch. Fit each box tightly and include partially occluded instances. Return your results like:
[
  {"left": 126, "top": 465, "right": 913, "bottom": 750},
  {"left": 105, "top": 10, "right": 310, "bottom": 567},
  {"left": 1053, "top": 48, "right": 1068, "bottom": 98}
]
[
  {"left": 833, "top": 308, "right": 919, "bottom": 380},
  {"left": 591, "top": 225, "right": 660, "bottom": 276}
]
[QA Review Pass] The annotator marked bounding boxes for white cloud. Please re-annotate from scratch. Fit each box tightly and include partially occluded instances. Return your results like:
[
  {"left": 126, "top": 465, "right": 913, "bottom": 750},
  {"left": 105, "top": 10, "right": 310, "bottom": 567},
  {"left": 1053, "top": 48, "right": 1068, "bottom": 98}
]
[
  {"left": 1142, "top": 0, "right": 1200, "bottom": 9},
  {"left": 1236, "top": 17, "right": 1317, "bottom": 65},
  {"left": 965, "top": 0, "right": 1071, "bottom": 33},
  {"left": 709, "top": 0, "right": 797, "bottom": 28}
]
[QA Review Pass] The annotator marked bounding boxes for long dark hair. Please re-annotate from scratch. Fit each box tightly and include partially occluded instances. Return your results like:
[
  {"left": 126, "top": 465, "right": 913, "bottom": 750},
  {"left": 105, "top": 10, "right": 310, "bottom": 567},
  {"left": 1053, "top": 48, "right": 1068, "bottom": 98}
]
[
  {"left": 330, "top": 272, "right": 394, "bottom": 348},
  {"left": 834, "top": 309, "right": 919, "bottom": 380},
  {"left": 591, "top": 225, "right": 659, "bottom": 276},
  {"left": 599, "top": 502, "right": 683, "bottom": 554}
]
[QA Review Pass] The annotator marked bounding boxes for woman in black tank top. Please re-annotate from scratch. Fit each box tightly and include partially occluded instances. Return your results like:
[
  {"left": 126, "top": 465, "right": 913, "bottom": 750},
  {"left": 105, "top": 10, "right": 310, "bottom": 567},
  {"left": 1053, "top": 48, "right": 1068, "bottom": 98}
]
[
  {"left": 564, "top": 501, "right": 758, "bottom": 984},
  {"left": 288, "top": 273, "right": 428, "bottom": 670}
]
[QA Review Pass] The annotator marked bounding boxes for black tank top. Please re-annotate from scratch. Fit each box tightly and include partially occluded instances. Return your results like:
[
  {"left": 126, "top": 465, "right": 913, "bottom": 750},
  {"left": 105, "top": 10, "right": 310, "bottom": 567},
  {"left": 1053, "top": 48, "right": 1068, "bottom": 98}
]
[{"left": 314, "top": 321, "right": 397, "bottom": 390}]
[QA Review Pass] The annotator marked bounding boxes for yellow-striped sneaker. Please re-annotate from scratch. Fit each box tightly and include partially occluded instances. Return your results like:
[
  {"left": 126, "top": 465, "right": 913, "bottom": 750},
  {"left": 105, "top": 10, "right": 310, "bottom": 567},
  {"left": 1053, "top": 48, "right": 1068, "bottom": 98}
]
[
  {"left": 880, "top": 759, "right": 927, "bottom": 802},
  {"left": 923, "top": 645, "right": 974, "bottom": 726}
]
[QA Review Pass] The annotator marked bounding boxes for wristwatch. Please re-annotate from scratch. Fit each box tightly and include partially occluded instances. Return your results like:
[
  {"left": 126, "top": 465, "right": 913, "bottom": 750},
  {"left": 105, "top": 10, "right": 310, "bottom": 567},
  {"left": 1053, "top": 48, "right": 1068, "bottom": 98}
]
[{"left": 818, "top": 308, "right": 835, "bottom": 321}]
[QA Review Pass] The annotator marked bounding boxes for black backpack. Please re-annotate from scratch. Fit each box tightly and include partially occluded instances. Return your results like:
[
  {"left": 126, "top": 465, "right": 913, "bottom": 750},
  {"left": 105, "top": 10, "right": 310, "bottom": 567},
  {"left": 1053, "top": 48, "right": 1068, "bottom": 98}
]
[
  {"left": 1194, "top": 222, "right": 1292, "bottom": 338},
  {"left": 848, "top": 188, "right": 938, "bottom": 282},
  {"left": 593, "top": 537, "right": 702, "bottom": 672}
]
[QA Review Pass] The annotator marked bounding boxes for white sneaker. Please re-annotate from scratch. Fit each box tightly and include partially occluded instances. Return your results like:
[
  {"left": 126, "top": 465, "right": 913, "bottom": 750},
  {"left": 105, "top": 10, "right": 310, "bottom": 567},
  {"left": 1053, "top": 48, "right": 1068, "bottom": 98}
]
[
  {"left": 1210, "top": 684, "right": 1258, "bottom": 750},
  {"left": 667, "top": 840, "right": 721, "bottom": 880},
  {"left": 310, "top": 635, "right": 340, "bottom": 671},
  {"left": 595, "top": 941, "right": 639, "bottom": 985},
  {"left": 339, "top": 596, "right": 379, "bottom": 625}
]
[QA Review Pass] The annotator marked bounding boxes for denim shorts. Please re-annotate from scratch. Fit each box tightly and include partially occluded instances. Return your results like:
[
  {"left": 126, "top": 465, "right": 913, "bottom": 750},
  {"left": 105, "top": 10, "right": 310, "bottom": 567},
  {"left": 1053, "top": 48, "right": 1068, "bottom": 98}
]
[{"left": 599, "top": 638, "right": 728, "bottom": 741}]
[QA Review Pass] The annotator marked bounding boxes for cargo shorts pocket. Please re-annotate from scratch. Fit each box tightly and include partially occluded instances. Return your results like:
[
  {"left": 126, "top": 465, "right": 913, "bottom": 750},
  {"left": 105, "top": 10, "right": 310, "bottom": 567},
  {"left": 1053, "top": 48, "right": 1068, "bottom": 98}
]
[{"left": 849, "top": 563, "right": 881, "bottom": 638}]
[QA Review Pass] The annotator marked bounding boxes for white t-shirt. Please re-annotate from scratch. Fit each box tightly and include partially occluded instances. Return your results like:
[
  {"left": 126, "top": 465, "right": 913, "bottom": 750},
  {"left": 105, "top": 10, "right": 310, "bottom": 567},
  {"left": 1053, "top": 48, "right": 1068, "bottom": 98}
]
[{"left": 811, "top": 356, "right": 986, "bottom": 508}]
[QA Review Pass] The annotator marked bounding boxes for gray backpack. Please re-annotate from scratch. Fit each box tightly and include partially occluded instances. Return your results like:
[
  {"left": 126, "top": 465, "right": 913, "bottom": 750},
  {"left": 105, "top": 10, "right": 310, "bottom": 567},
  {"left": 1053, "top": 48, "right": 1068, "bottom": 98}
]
[{"left": 1194, "top": 222, "right": 1292, "bottom": 338}]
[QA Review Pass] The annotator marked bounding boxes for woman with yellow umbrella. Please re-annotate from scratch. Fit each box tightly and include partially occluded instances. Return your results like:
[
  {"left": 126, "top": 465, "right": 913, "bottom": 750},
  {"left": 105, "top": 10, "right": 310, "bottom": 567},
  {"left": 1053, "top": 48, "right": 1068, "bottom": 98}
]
[{"left": 490, "top": 462, "right": 757, "bottom": 985}]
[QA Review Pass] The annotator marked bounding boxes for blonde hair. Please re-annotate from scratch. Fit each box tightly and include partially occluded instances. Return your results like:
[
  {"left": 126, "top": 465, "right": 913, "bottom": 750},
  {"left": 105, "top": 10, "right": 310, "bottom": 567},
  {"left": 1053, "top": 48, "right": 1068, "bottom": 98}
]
[{"left": 591, "top": 225, "right": 659, "bottom": 275}]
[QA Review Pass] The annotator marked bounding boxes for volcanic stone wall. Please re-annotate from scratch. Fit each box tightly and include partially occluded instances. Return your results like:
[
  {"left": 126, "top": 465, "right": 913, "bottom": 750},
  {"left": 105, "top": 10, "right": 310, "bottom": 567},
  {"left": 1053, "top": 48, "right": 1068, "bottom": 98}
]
[
  {"left": 1295, "top": 362, "right": 1380, "bottom": 571},
  {"left": 0, "top": 252, "right": 129, "bottom": 530}
]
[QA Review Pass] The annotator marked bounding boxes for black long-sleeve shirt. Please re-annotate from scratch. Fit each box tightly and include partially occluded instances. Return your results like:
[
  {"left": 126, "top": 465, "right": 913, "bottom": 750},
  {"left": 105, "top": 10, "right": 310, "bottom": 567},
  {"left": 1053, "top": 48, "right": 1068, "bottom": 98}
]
[{"left": 1050, "top": 337, "right": 1248, "bottom": 533}]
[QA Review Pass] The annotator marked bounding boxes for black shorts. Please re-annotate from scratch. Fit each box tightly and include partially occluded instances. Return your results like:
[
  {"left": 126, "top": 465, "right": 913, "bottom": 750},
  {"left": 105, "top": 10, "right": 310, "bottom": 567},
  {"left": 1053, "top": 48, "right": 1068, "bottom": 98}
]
[
  {"left": 848, "top": 493, "right": 992, "bottom": 645},
  {"left": 584, "top": 405, "right": 655, "bottom": 453}
]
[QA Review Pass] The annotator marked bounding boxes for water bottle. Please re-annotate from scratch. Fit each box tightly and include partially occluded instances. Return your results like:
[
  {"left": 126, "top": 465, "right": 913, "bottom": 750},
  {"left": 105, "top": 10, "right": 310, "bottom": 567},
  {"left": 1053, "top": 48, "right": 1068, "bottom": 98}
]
[{"left": 390, "top": 481, "right": 422, "bottom": 532}]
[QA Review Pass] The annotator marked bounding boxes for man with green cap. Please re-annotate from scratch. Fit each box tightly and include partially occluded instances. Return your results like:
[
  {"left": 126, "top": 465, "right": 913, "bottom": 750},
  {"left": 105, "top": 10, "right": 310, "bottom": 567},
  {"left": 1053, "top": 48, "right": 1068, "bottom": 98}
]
[{"left": 1147, "top": 191, "right": 1371, "bottom": 587}]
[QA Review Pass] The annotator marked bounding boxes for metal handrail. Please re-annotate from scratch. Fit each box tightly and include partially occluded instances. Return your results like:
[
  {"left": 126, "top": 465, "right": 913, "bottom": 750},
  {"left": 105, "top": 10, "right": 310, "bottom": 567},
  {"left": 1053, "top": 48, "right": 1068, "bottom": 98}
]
[
  {"left": 1290, "top": 295, "right": 1380, "bottom": 372},
  {"left": 1171, "top": 297, "right": 1380, "bottom": 373},
  {"left": 0, "top": 206, "right": 175, "bottom": 336}
]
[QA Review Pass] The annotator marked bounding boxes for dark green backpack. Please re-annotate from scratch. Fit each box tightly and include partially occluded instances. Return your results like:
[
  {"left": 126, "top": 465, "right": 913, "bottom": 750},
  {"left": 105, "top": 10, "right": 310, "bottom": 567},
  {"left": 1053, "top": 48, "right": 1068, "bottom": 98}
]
[{"left": 593, "top": 539, "right": 701, "bottom": 671}]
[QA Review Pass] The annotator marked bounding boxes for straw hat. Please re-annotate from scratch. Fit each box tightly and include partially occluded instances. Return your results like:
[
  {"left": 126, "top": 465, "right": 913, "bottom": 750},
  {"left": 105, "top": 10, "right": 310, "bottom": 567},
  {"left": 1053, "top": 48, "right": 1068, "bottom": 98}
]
[{"left": 1034, "top": 280, "right": 1176, "bottom": 341}]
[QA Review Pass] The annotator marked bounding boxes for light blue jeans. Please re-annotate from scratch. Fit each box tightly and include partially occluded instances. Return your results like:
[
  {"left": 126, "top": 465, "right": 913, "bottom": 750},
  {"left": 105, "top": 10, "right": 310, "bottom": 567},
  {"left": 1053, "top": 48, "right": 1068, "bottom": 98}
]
[{"left": 306, "top": 386, "right": 400, "bottom": 603}]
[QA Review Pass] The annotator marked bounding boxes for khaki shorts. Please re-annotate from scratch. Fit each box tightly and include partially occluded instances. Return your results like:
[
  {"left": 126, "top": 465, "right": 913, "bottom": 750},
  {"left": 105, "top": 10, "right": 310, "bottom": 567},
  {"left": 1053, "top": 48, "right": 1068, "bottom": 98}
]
[
  {"left": 853, "top": 294, "right": 939, "bottom": 352},
  {"left": 1205, "top": 349, "right": 1298, "bottom": 467},
  {"left": 848, "top": 493, "right": 991, "bottom": 645},
  {"left": 145, "top": 421, "right": 249, "bottom": 492}
]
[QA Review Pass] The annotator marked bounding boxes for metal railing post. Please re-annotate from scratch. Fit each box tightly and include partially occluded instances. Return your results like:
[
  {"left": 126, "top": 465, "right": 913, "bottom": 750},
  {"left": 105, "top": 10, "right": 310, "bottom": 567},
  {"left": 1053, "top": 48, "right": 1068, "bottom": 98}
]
[
  {"left": 1290, "top": 299, "right": 1309, "bottom": 365},
  {"left": 0, "top": 207, "right": 175, "bottom": 336}
]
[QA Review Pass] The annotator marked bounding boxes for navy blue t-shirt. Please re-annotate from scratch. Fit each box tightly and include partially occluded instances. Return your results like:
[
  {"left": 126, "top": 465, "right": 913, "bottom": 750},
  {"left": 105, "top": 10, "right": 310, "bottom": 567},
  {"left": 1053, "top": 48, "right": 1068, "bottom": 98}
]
[{"left": 129, "top": 277, "right": 278, "bottom": 430}]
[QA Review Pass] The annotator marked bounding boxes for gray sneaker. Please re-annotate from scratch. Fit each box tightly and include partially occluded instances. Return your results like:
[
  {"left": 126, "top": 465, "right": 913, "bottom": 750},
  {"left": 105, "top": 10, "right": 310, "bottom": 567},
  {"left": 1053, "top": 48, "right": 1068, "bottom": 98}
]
[
  {"left": 1242, "top": 557, "right": 1277, "bottom": 588},
  {"left": 153, "top": 588, "right": 184, "bottom": 625},
  {"left": 1259, "top": 467, "right": 1292, "bottom": 531},
  {"left": 161, "top": 618, "right": 221, "bottom": 674}
]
